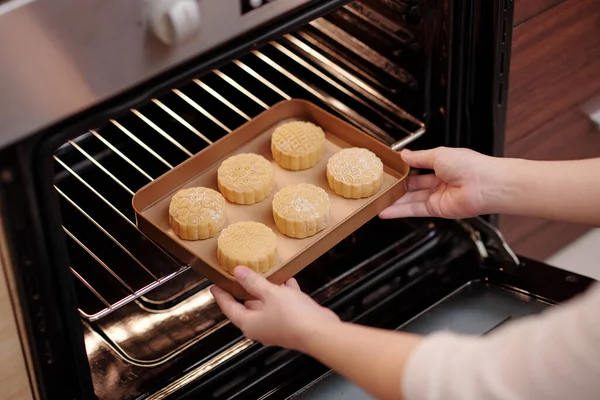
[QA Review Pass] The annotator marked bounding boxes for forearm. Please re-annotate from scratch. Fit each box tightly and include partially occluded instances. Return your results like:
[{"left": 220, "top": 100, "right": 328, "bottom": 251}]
[
  {"left": 404, "top": 284, "right": 600, "bottom": 400},
  {"left": 485, "top": 157, "right": 600, "bottom": 225},
  {"left": 300, "top": 322, "right": 422, "bottom": 400}
]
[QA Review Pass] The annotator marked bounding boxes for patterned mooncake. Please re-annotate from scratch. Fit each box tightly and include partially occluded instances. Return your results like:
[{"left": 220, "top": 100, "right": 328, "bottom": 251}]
[
  {"left": 217, "top": 221, "right": 277, "bottom": 273},
  {"left": 217, "top": 153, "right": 275, "bottom": 205},
  {"left": 326, "top": 148, "right": 384, "bottom": 199},
  {"left": 169, "top": 187, "right": 226, "bottom": 240},
  {"left": 272, "top": 183, "right": 331, "bottom": 239},
  {"left": 271, "top": 121, "right": 326, "bottom": 170}
]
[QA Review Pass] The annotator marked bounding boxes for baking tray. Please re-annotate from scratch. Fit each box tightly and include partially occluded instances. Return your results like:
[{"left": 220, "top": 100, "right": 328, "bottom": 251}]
[{"left": 133, "top": 99, "right": 410, "bottom": 298}]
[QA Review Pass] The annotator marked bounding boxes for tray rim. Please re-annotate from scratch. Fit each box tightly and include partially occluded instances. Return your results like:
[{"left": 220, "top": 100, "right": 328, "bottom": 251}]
[{"left": 132, "top": 99, "right": 410, "bottom": 296}]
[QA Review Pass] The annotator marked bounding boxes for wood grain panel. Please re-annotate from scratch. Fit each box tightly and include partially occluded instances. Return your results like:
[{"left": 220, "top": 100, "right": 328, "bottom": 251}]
[
  {"left": 503, "top": 218, "right": 590, "bottom": 260},
  {"left": 502, "top": 105, "right": 600, "bottom": 256},
  {"left": 506, "top": 104, "right": 600, "bottom": 160},
  {"left": 514, "top": 0, "right": 564, "bottom": 26},
  {"left": 506, "top": 0, "right": 600, "bottom": 145},
  {"left": 0, "top": 217, "right": 34, "bottom": 400}
]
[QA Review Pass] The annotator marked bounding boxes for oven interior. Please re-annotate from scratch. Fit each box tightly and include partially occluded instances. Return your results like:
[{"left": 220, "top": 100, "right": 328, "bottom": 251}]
[{"left": 31, "top": 1, "right": 553, "bottom": 399}]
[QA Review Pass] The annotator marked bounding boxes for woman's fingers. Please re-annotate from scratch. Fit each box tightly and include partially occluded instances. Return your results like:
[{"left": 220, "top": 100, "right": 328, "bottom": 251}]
[
  {"left": 233, "top": 266, "right": 274, "bottom": 300},
  {"left": 379, "top": 189, "right": 431, "bottom": 219},
  {"left": 391, "top": 189, "right": 432, "bottom": 205},
  {"left": 244, "top": 300, "right": 263, "bottom": 310},
  {"left": 210, "top": 286, "right": 249, "bottom": 326},
  {"left": 406, "top": 174, "right": 440, "bottom": 191},
  {"left": 379, "top": 201, "right": 432, "bottom": 219},
  {"left": 379, "top": 189, "right": 434, "bottom": 219},
  {"left": 285, "top": 278, "right": 301, "bottom": 290},
  {"left": 401, "top": 149, "right": 439, "bottom": 170}
]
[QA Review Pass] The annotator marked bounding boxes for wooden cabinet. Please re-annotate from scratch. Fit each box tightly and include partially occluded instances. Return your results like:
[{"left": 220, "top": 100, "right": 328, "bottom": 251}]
[{"left": 500, "top": 0, "right": 600, "bottom": 259}]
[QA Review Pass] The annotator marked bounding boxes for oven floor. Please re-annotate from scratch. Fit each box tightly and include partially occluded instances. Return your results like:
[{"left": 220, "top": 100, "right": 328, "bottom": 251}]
[{"left": 294, "top": 281, "right": 549, "bottom": 400}]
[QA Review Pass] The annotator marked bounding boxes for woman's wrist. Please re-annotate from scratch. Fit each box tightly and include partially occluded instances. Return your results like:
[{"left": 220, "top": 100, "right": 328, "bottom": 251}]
[
  {"left": 480, "top": 156, "right": 528, "bottom": 216},
  {"left": 295, "top": 319, "right": 345, "bottom": 355}
]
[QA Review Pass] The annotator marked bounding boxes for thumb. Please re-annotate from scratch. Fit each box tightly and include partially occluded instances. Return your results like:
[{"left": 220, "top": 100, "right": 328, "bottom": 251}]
[
  {"left": 234, "top": 266, "right": 274, "bottom": 299},
  {"left": 401, "top": 148, "right": 438, "bottom": 170}
]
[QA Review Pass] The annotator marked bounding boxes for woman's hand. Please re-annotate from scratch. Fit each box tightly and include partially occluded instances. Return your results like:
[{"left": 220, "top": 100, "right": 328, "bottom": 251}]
[
  {"left": 380, "top": 147, "right": 501, "bottom": 220},
  {"left": 210, "top": 266, "right": 340, "bottom": 351},
  {"left": 211, "top": 267, "right": 423, "bottom": 400}
]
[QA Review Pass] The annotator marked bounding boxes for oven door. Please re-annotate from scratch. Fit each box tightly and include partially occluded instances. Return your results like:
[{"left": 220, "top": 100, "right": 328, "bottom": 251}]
[{"left": 161, "top": 219, "right": 594, "bottom": 400}]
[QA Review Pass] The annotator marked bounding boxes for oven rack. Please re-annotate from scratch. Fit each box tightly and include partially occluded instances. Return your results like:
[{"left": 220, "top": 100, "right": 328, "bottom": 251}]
[{"left": 54, "top": 22, "right": 425, "bottom": 322}]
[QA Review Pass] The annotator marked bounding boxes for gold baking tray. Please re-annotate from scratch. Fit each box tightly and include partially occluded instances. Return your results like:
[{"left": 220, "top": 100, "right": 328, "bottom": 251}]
[{"left": 132, "top": 99, "right": 409, "bottom": 298}]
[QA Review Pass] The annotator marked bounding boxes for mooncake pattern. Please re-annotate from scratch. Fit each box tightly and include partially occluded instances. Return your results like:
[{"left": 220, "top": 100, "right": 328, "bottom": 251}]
[
  {"left": 169, "top": 187, "right": 226, "bottom": 240},
  {"left": 271, "top": 121, "right": 326, "bottom": 170},
  {"left": 217, "top": 153, "right": 275, "bottom": 205},
  {"left": 217, "top": 221, "right": 277, "bottom": 274},
  {"left": 326, "top": 147, "right": 384, "bottom": 199},
  {"left": 272, "top": 183, "right": 331, "bottom": 238}
]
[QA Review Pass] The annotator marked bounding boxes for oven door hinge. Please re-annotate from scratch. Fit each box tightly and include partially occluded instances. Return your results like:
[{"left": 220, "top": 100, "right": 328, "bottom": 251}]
[{"left": 458, "top": 216, "right": 520, "bottom": 272}]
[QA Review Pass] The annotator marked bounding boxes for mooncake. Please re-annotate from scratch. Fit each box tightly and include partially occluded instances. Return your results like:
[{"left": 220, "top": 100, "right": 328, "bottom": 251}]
[
  {"left": 271, "top": 121, "right": 326, "bottom": 170},
  {"left": 326, "top": 148, "right": 384, "bottom": 199},
  {"left": 217, "top": 153, "right": 275, "bottom": 205},
  {"left": 272, "top": 183, "right": 331, "bottom": 239},
  {"left": 217, "top": 221, "right": 277, "bottom": 274},
  {"left": 169, "top": 187, "right": 226, "bottom": 240}
]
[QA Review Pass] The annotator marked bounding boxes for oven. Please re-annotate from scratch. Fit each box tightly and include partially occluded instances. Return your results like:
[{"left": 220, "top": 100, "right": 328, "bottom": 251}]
[{"left": 0, "top": 1, "right": 594, "bottom": 399}]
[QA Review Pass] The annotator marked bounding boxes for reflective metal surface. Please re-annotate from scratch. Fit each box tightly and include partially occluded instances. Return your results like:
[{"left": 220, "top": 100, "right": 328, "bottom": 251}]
[{"left": 0, "top": 0, "right": 314, "bottom": 148}]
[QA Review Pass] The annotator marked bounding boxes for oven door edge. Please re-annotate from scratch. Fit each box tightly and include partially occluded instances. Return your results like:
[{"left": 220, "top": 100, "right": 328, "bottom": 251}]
[
  {"left": 0, "top": 143, "right": 94, "bottom": 399},
  {"left": 448, "top": 0, "right": 514, "bottom": 158},
  {"left": 0, "top": 208, "right": 40, "bottom": 399},
  {"left": 161, "top": 219, "right": 594, "bottom": 400}
]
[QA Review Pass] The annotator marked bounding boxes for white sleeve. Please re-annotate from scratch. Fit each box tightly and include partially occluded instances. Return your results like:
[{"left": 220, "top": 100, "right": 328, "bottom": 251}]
[{"left": 403, "top": 283, "right": 600, "bottom": 400}]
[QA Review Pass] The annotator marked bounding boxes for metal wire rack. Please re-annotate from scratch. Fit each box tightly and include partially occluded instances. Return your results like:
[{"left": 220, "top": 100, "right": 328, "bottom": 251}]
[{"left": 54, "top": 23, "right": 425, "bottom": 322}]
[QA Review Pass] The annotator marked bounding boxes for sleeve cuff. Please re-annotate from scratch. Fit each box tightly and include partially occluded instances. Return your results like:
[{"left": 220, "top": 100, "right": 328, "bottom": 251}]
[{"left": 402, "top": 331, "right": 480, "bottom": 400}]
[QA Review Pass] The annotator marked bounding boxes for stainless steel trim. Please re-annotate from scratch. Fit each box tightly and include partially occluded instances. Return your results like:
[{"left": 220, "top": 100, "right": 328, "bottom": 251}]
[
  {"left": 0, "top": 0, "right": 313, "bottom": 147},
  {"left": 0, "top": 0, "right": 36, "bottom": 15}
]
